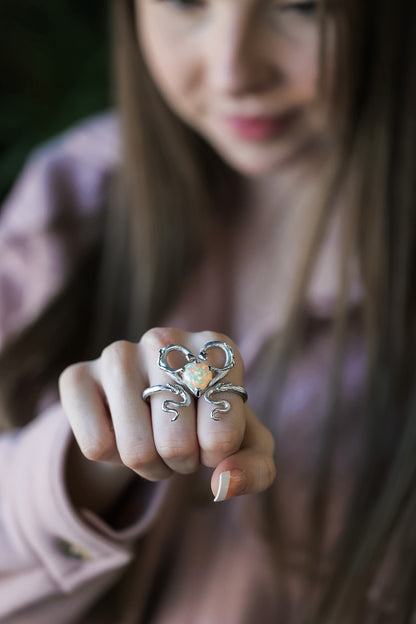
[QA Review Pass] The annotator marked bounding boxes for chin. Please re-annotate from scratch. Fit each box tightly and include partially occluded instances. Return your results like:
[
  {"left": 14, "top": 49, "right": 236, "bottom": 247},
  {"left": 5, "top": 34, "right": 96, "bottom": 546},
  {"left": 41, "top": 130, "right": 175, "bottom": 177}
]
[
  {"left": 220, "top": 136, "right": 323, "bottom": 179},
  {"left": 221, "top": 149, "right": 298, "bottom": 179},
  {"left": 231, "top": 161, "right": 282, "bottom": 179}
]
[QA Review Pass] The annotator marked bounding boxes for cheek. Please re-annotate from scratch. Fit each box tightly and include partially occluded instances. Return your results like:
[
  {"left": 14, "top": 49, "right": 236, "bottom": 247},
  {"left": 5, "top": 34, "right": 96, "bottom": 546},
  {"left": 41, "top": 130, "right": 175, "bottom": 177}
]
[
  {"left": 279, "top": 29, "right": 320, "bottom": 102},
  {"left": 138, "top": 13, "right": 198, "bottom": 115},
  {"left": 293, "top": 54, "right": 319, "bottom": 101}
]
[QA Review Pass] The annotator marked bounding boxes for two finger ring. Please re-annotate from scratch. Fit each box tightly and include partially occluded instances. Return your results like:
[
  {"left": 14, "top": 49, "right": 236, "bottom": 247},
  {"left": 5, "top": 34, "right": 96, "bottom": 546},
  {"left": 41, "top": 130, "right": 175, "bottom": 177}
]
[{"left": 142, "top": 341, "right": 248, "bottom": 421}]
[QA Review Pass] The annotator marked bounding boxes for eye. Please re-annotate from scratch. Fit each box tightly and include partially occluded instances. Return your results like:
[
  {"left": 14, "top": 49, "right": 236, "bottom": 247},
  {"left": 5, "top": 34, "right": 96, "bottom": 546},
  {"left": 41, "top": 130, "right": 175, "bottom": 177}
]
[
  {"left": 154, "top": 0, "right": 205, "bottom": 9},
  {"left": 278, "top": 1, "right": 319, "bottom": 17}
]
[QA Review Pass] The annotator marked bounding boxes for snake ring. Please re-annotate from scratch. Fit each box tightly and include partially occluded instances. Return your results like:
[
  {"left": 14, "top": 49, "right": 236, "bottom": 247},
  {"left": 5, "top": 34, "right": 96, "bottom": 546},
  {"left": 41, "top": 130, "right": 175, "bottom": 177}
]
[{"left": 142, "top": 341, "right": 248, "bottom": 421}]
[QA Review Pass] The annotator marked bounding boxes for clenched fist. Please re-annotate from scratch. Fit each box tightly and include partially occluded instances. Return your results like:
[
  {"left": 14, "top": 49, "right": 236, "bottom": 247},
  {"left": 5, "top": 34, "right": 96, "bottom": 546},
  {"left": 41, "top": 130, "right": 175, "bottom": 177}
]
[{"left": 59, "top": 328, "right": 276, "bottom": 505}]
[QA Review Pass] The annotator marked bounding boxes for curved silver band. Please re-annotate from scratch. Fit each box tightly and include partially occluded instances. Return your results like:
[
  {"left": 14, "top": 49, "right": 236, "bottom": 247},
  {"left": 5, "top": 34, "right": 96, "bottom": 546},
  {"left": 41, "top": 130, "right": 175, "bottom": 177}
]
[
  {"left": 142, "top": 342, "right": 248, "bottom": 421},
  {"left": 204, "top": 382, "right": 248, "bottom": 421},
  {"left": 142, "top": 383, "right": 191, "bottom": 421}
]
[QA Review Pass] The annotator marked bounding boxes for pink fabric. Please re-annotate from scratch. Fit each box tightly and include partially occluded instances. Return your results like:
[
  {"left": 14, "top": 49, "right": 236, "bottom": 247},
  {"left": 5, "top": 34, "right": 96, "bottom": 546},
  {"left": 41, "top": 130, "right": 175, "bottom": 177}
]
[
  {"left": 0, "top": 113, "right": 118, "bottom": 351},
  {"left": 0, "top": 114, "right": 398, "bottom": 622}
]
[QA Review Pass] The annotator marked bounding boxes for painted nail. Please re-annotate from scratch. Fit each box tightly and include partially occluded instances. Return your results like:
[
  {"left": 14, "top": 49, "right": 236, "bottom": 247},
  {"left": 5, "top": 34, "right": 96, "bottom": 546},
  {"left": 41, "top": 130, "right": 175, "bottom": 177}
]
[{"left": 213, "top": 469, "right": 247, "bottom": 502}]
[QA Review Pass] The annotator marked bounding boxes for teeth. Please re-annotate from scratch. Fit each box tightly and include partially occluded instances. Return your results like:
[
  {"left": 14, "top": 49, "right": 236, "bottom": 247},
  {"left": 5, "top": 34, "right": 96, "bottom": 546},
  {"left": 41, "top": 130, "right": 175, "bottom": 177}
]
[{"left": 182, "top": 362, "right": 213, "bottom": 392}]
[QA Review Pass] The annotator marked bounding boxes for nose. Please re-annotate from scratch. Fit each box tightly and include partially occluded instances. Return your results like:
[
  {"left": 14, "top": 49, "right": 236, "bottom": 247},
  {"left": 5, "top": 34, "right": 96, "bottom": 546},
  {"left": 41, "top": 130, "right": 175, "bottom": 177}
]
[{"left": 208, "top": 9, "right": 278, "bottom": 96}]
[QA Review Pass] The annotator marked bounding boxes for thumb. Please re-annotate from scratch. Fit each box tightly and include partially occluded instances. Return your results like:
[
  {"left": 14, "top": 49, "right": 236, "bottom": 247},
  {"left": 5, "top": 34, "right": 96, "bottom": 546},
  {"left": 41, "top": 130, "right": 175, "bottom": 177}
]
[{"left": 210, "top": 407, "right": 276, "bottom": 502}]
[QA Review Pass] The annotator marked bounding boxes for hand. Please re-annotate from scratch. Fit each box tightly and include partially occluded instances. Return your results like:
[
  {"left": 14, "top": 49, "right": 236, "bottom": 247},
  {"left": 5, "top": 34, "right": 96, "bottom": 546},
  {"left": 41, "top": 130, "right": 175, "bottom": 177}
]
[{"left": 59, "top": 328, "right": 276, "bottom": 503}]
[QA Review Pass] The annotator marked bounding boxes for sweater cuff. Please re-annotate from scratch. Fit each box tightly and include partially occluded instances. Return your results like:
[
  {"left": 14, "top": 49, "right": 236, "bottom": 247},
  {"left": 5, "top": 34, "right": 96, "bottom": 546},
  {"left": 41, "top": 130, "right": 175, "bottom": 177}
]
[{"left": 5, "top": 402, "right": 169, "bottom": 592}]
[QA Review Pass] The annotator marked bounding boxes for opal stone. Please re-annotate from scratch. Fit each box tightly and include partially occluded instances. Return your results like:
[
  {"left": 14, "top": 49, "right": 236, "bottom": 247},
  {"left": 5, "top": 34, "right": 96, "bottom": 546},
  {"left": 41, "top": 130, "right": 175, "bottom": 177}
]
[{"left": 182, "top": 362, "right": 213, "bottom": 393}]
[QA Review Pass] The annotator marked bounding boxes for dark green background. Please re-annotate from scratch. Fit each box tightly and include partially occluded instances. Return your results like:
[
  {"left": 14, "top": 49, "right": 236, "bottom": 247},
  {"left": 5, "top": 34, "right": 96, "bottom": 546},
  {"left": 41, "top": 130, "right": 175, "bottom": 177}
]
[{"left": 0, "top": 0, "right": 111, "bottom": 201}]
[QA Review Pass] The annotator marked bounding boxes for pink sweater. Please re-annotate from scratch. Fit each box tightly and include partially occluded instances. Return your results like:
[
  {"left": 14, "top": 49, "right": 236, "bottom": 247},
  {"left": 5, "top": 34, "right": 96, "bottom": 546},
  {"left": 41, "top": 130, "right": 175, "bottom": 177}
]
[{"left": 0, "top": 114, "right": 396, "bottom": 623}]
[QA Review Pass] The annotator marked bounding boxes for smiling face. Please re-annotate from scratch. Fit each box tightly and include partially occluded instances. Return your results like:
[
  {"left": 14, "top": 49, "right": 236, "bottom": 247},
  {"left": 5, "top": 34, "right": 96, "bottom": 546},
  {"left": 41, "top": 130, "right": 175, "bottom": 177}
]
[{"left": 136, "top": 0, "right": 329, "bottom": 178}]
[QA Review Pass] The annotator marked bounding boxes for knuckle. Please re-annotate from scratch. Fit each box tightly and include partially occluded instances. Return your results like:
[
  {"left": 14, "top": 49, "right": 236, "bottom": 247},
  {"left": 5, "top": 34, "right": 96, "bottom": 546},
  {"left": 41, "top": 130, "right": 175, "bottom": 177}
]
[
  {"left": 120, "top": 447, "right": 159, "bottom": 471},
  {"left": 140, "top": 327, "right": 177, "bottom": 351},
  {"left": 100, "top": 340, "right": 136, "bottom": 379},
  {"left": 198, "top": 329, "right": 231, "bottom": 344},
  {"left": 199, "top": 331, "right": 238, "bottom": 355},
  {"left": 59, "top": 362, "right": 90, "bottom": 392},
  {"left": 81, "top": 439, "right": 114, "bottom": 463},
  {"left": 204, "top": 431, "right": 241, "bottom": 457},
  {"left": 157, "top": 442, "right": 195, "bottom": 464},
  {"left": 197, "top": 331, "right": 243, "bottom": 371}
]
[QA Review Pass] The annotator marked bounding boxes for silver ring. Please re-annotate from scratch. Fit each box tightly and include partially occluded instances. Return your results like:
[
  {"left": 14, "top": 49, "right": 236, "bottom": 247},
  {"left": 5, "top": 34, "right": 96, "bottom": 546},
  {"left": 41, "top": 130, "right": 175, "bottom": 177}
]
[{"left": 142, "top": 341, "right": 248, "bottom": 421}]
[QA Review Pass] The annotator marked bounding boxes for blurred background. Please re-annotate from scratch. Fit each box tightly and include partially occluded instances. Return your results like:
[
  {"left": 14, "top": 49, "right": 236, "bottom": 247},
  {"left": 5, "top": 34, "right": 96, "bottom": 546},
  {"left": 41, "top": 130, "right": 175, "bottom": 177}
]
[{"left": 0, "top": 0, "right": 111, "bottom": 201}]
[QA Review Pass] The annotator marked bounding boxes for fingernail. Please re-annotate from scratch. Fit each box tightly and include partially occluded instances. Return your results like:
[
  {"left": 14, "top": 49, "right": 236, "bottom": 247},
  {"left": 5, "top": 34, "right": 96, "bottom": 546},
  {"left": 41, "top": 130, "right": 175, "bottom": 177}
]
[{"left": 214, "top": 469, "right": 247, "bottom": 502}]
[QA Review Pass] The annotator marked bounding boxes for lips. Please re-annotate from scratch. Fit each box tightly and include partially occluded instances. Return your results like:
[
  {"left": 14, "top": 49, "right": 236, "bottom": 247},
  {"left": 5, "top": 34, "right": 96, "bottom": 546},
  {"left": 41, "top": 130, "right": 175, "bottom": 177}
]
[{"left": 224, "top": 111, "right": 296, "bottom": 141}]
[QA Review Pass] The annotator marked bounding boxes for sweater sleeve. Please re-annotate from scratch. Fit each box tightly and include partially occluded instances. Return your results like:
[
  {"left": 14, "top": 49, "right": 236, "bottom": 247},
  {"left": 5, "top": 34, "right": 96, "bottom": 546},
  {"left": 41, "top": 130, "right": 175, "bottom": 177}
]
[
  {"left": 0, "top": 403, "right": 170, "bottom": 623},
  {"left": 0, "top": 111, "right": 119, "bottom": 350},
  {"left": 0, "top": 115, "right": 171, "bottom": 622}
]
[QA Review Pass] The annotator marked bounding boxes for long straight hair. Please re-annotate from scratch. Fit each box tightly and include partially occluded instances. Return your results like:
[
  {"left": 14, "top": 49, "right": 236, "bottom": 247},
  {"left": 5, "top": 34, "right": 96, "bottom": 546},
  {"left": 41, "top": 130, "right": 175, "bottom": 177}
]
[
  {"left": 105, "top": 0, "right": 416, "bottom": 620},
  {"left": 313, "top": 0, "right": 416, "bottom": 619}
]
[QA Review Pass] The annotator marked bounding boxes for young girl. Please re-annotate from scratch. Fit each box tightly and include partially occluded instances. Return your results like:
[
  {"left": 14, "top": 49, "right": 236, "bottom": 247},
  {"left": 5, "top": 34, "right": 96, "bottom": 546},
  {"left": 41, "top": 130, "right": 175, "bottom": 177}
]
[{"left": 1, "top": 0, "right": 415, "bottom": 622}]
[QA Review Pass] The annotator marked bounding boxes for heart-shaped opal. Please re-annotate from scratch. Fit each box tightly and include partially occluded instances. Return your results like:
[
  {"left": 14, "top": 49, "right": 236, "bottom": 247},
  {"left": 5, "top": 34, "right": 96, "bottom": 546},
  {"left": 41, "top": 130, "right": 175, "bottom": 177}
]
[{"left": 182, "top": 362, "right": 213, "bottom": 393}]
